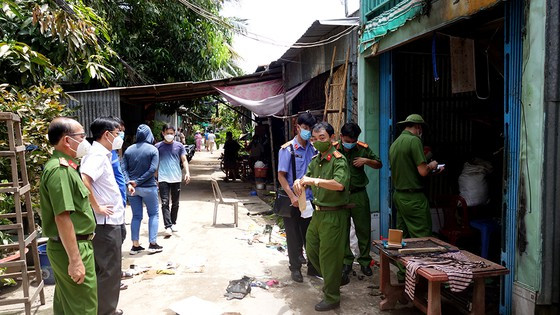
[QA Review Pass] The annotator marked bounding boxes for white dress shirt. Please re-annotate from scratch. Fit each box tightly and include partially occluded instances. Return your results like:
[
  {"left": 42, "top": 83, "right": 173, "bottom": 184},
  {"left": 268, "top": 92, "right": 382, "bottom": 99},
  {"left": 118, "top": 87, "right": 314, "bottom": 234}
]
[{"left": 81, "top": 141, "right": 125, "bottom": 225}]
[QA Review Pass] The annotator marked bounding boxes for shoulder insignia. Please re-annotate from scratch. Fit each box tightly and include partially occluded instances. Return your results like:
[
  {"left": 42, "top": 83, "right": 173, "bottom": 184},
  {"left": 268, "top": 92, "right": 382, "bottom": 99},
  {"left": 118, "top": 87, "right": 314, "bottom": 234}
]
[
  {"left": 68, "top": 159, "right": 78, "bottom": 170},
  {"left": 333, "top": 151, "right": 343, "bottom": 158},
  {"left": 280, "top": 141, "right": 291, "bottom": 149},
  {"left": 58, "top": 157, "right": 68, "bottom": 167},
  {"left": 357, "top": 141, "right": 369, "bottom": 148},
  {"left": 311, "top": 154, "right": 319, "bottom": 159}
]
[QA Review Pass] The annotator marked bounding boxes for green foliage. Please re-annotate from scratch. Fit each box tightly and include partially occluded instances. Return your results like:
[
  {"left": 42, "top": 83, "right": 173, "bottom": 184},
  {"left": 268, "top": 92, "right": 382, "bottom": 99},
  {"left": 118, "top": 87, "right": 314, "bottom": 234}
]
[
  {"left": 0, "top": 0, "right": 115, "bottom": 87},
  {"left": 0, "top": 84, "right": 73, "bottom": 224},
  {"left": 83, "top": 0, "right": 242, "bottom": 86},
  {"left": 151, "top": 120, "right": 167, "bottom": 143}
]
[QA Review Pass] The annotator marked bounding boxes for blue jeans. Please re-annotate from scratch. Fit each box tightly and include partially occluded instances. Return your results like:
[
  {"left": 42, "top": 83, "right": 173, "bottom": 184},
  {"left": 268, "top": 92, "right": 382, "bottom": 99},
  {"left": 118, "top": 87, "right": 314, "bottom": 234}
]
[{"left": 128, "top": 186, "right": 159, "bottom": 244}]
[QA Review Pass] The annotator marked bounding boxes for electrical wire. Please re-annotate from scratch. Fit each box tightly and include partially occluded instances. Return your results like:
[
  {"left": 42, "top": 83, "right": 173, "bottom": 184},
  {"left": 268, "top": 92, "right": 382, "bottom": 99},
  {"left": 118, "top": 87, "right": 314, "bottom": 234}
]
[{"left": 177, "top": 0, "right": 358, "bottom": 49}]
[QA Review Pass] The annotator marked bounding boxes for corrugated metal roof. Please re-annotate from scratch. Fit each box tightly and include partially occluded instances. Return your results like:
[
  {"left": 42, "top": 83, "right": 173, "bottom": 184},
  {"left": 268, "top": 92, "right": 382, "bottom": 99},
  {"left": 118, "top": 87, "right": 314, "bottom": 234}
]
[
  {"left": 67, "top": 67, "right": 282, "bottom": 104},
  {"left": 274, "top": 18, "right": 359, "bottom": 65}
]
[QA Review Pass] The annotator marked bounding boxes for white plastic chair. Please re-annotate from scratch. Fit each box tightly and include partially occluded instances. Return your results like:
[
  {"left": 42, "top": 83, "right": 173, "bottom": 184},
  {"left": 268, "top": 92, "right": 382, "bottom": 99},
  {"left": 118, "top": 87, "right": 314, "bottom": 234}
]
[{"left": 211, "top": 179, "right": 238, "bottom": 227}]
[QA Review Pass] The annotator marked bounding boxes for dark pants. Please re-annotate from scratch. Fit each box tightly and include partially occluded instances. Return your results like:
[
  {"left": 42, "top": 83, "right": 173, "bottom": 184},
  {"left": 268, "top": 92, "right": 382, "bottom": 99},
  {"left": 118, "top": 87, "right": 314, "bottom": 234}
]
[
  {"left": 92, "top": 224, "right": 122, "bottom": 315},
  {"left": 283, "top": 206, "right": 312, "bottom": 271},
  {"left": 159, "top": 182, "right": 181, "bottom": 229}
]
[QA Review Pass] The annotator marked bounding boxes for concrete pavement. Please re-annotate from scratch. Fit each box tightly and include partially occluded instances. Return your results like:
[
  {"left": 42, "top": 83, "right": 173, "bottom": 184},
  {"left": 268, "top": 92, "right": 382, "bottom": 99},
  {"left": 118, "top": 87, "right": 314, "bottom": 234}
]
[{"left": 1, "top": 149, "right": 421, "bottom": 315}]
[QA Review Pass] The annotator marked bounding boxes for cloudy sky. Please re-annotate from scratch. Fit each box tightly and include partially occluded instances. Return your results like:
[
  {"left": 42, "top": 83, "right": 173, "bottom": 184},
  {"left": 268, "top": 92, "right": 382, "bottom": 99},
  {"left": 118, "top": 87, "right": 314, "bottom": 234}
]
[{"left": 221, "top": 0, "right": 359, "bottom": 74}]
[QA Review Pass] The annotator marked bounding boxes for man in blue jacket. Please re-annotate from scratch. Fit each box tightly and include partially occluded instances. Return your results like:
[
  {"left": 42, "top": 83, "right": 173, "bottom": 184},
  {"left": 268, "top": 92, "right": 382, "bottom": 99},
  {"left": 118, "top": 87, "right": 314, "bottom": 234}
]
[{"left": 122, "top": 124, "right": 163, "bottom": 254}]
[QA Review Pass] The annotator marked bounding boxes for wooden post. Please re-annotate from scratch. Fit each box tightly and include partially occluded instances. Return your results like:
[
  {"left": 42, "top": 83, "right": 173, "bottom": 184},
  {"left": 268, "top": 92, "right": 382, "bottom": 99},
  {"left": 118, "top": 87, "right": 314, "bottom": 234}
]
[
  {"left": 282, "top": 63, "right": 289, "bottom": 142},
  {"left": 324, "top": 46, "right": 337, "bottom": 121},
  {"left": 268, "top": 117, "right": 278, "bottom": 191}
]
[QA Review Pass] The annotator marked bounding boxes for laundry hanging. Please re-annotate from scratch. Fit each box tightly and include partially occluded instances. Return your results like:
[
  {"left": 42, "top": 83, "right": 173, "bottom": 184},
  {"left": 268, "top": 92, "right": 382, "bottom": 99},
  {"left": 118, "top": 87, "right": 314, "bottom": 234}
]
[{"left": 214, "top": 80, "right": 309, "bottom": 117}]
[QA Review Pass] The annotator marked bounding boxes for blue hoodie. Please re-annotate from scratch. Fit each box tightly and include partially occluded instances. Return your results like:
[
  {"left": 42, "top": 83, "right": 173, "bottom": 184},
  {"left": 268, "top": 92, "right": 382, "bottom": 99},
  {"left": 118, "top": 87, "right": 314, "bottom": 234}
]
[{"left": 123, "top": 124, "right": 159, "bottom": 188}]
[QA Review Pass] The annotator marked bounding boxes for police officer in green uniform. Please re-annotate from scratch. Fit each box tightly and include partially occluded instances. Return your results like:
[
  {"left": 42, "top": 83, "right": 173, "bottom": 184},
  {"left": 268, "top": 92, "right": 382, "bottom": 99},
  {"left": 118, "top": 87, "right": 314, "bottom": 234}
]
[
  {"left": 389, "top": 114, "right": 443, "bottom": 238},
  {"left": 335, "top": 122, "right": 382, "bottom": 279},
  {"left": 40, "top": 117, "right": 97, "bottom": 314},
  {"left": 293, "top": 122, "right": 350, "bottom": 312}
]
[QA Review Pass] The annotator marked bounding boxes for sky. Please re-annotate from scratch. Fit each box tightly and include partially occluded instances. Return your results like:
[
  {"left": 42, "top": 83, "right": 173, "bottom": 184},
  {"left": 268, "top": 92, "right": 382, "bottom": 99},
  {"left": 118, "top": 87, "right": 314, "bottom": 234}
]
[{"left": 221, "top": 0, "right": 359, "bottom": 74}]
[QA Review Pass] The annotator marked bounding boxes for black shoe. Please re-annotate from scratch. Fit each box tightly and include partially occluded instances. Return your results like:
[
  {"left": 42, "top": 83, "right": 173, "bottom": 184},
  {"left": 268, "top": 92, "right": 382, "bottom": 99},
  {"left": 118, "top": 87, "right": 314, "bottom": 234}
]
[
  {"left": 148, "top": 243, "right": 163, "bottom": 254},
  {"left": 291, "top": 270, "right": 303, "bottom": 283},
  {"left": 307, "top": 265, "right": 322, "bottom": 277},
  {"left": 341, "top": 273, "right": 350, "bottom": 286},
  {"left": 298, "top": 255, "right": 307, "bottom": 264},
  {"left": 314, "top": 300, "right": 340, "bottom": 312},
  {"left": 361, "top": 265, "right": 373, "bottom": 276},
  {"left": 129, "top": 245, "right": 145, "bottom": 255},
  {"left": 342, "top": 264, "right": 352, "bottom": 275}
]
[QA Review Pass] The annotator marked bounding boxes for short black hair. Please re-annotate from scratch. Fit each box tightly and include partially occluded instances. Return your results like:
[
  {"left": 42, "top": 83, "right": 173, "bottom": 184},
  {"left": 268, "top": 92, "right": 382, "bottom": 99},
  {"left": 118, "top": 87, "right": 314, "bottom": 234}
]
[
  {"left": 226, "top": 131, "right": 233, "bottom": 138},
  {"left": 90, "top": 117, "right": 119, "bottom": 141},
  {"left": 108, "top": 115, "right": 125, "bottom": 127},
  {"left": 297, "top": 112, "right": 316, "bottom": 128},
  {"left": 340, "top": 122, "right": 361, "bottom": 139},
  {"left": 312, "top": 121, "right": 334, "bottom": 136},
  {"left": 163, "top": 124, "right": 175, "bottom": 133},
  {"left": 48, "top": 117, "right": 75, "bottom": 145}
]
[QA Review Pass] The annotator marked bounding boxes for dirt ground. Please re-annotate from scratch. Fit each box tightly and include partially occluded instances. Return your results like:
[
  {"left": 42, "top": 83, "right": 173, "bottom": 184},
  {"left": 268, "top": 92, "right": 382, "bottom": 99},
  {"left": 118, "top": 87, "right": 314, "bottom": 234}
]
[{"left": 0, "top": 149, "right": 421, "bottom": 315}]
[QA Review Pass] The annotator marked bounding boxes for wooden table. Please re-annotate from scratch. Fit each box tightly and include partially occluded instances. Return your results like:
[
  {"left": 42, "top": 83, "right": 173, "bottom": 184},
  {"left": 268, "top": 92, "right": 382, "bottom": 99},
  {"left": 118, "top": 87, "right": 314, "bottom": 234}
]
[{"left": 373, "top": 237, "right": 508, "bottom": 315}]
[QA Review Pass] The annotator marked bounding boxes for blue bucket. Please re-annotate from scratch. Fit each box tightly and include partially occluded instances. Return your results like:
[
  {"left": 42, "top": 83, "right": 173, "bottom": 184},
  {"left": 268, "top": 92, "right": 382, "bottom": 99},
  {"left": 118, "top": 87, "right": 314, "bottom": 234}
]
[{"left": 37, "top": 244, "right": 55, "bottom": 285}]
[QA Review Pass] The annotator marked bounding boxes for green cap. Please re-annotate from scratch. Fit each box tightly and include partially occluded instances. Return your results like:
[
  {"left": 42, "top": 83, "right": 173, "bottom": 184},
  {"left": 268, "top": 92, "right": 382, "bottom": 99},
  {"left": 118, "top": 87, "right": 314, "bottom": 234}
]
[{"left": 397, "top": 114, "right": 426, "bottom": 125}]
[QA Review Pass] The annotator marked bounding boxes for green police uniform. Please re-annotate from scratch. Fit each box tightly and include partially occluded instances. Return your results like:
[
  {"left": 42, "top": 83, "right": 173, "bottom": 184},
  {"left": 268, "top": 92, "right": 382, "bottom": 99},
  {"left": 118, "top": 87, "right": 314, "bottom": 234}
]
[
  {"left": 39, "top": 150, "right": 97, "bottom": 315},
  {"left": 305, "top": 146, "right": 350, "bottom": 304},
  {"left": 335, "top": 141, "right": 380, "bottom": 267},
  {"left": 389, "top": 130, "right": 432, "bottom": 238}
]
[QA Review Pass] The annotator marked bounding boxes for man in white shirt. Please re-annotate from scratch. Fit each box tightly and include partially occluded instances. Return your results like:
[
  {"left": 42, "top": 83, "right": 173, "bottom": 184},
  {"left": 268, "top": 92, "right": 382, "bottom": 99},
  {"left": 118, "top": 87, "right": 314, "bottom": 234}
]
[
  {"left": 81, "top": 117, "right": 125, "bottom": 315},
  {"left": 207, "top": 130, "right": 216, "bottom": 154}
]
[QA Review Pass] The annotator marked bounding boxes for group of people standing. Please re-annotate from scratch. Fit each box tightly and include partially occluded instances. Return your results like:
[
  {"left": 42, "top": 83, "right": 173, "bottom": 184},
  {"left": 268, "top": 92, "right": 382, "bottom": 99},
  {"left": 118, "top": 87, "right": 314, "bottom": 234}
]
[
  {"left": 39, "top": 117, "right": 190, "bottom": 315},
  {"left": 278, "top": 112, "right": 442, "bottom": 311},
  {"left": 194, "top": 129, "right": 216, "bottom": 153}
]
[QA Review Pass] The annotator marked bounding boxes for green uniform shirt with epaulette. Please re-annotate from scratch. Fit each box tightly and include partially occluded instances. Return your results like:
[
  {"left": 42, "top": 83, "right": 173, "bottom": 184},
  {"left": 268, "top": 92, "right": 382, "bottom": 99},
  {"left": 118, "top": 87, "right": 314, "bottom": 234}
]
[
  {"left": 389, "top": 130, "right": 426, "bottom": 190},
  {"left": 39, "top": 150, "right": 96, "bottom": 238},
  {"left": 335, "top": 141, "right": 380, "bottom": 191},
  {"left": 305, "top": 145, "right": 350, "bottom": 207}
]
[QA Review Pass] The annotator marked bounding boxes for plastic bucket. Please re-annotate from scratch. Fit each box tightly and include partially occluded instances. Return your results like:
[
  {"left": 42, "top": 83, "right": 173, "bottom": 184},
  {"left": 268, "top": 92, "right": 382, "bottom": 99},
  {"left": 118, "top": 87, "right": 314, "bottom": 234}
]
[
  {"left": 37, "top": 244, "right": 55, "bottom": 285},
  {"left": 254, "top": 167, "right": 268, "bottom": 178}
]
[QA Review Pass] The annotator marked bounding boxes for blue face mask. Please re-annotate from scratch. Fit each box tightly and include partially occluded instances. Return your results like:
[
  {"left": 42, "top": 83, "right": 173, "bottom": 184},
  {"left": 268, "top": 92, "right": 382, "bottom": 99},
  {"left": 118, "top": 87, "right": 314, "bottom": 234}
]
[
  {"left": 342, "top": 141, "right": 356, "bottom": 150},
  {"left": 118, "top": 131, "right": 125, "bottom": 140},
  {"left": 300, "top": 129, "right": 311, "bottom": 141}
]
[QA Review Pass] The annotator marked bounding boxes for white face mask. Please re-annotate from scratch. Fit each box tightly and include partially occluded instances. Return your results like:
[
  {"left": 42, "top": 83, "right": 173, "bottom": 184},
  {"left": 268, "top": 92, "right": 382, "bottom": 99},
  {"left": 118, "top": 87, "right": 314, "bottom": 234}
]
[
  {"left": 68, "top": 136, "right": 91, "bottom": 158},
  {"left": 164, "top": 134, "right": 174, "bottom": 142},
  {"left": 108, "top": 132, "right": 123, "bottom": 150}
]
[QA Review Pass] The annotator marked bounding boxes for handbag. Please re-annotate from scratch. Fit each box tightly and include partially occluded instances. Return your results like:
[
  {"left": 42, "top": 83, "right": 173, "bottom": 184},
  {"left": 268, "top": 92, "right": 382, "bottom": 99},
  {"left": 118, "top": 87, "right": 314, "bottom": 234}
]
[{"left": 273, "top": 144, "right": 297, "bottom": 218}]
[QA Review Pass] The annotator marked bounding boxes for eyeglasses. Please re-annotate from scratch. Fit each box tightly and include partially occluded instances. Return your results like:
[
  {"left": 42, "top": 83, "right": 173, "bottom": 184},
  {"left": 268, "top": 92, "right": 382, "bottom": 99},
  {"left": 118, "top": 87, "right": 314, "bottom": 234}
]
[{"left": 68, "top": 132, "right": 86, "bottom": 137}]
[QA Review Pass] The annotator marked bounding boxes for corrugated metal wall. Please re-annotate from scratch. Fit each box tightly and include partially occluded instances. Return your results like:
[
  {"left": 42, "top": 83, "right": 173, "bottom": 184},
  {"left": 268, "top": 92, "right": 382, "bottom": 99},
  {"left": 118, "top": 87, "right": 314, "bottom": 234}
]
[{"left": 66, "top": 90, "right": 121, "bottom": 135}]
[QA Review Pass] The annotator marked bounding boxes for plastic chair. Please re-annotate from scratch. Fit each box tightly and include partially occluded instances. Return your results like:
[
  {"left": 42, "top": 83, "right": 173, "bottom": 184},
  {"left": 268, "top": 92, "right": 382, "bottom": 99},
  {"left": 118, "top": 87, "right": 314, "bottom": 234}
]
[
  {"left": 435, "top": 195, "right": 475, "bottom": 245},
  {"left": 211, "top": 179, "right": 238, "bottom": 227},
  {"left": 470, "top": 219, "right": 500, "bottom": 259}
]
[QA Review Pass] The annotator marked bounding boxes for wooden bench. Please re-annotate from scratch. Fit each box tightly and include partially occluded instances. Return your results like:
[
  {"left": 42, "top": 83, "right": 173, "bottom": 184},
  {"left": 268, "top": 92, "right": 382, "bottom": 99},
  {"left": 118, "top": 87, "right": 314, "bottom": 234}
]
[{"left": 373, "top": 237, "right": 508, "bottom": 315}]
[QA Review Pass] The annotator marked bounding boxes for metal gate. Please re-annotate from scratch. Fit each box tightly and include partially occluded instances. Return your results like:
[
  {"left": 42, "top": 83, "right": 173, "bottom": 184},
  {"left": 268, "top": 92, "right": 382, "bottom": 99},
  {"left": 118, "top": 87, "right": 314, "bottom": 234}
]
[
  {"left": 379, "top": 51, "right": 394, "bottom": 238},
  {"left": 501, "top": 0, "right": 524, "bottom": 313}
]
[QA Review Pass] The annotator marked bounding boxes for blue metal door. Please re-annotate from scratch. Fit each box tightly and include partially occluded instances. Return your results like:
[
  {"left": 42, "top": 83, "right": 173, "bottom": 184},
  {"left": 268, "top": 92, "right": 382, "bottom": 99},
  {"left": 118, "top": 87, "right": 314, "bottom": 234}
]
[
  {"left": 501, "top": 0, "right": 524, "bottom": 314},
  {"left": 379, "top": 52, "right": 395, "bottom": 238}
]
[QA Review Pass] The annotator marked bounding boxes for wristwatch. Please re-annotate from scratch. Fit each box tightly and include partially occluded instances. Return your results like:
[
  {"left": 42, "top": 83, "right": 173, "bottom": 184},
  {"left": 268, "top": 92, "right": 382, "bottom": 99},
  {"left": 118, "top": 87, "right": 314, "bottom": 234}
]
[{"left": 314, "top": 179, "right": 320, "bottom": 187}]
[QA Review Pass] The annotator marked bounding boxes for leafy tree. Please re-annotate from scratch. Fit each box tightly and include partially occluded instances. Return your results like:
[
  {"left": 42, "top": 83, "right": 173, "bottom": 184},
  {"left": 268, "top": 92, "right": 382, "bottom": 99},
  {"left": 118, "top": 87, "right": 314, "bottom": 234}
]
[
  {"left": 82, "top": 0, "right": 242, "bottom": 86},
  {"left": 0, "top": 0, "right": 115, "bottom": 86}
]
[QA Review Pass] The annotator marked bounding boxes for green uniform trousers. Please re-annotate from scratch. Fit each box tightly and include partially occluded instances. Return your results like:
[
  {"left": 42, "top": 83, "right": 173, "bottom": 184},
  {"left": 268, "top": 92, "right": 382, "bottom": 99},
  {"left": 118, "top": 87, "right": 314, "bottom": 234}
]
[
  {"left": 393, "top": 191, "right": 432, "bottom": 238},
  {"left": 343, "top": 190, "right": 373, "bottom": 267},
  {"left": 47, "top": 239, "right": 97, "bottom": 315},
  {"left": 393, "top": 191, "right": 432, "bottom": 281},
  {"left": 306, "top": 209, "right": 349, "bottom": 304}
]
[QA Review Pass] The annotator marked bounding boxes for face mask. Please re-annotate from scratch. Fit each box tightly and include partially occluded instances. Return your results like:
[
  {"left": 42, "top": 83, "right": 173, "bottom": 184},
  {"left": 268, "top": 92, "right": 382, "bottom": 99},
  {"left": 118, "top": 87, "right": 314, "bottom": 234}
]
[
  {"left": 118, "top": 131, "right": 125, "bottom": 140},
  {"left": 108, "top": 132, "right": 123, "bottom": 150},
  {"left": 68, "top": 136, "right": 91, "bottom": 158},
  {"left": 342, "top": 141, "right": 356, "bottom": 150},
  {"left": 164, "top": 134, "right": 174, "bottom": 142},
  {"left": 300, "top": 129, "right": 311, "bottom": 141},
  {"left": 313, "top": 140, "right": 331, "bottom": 153}
]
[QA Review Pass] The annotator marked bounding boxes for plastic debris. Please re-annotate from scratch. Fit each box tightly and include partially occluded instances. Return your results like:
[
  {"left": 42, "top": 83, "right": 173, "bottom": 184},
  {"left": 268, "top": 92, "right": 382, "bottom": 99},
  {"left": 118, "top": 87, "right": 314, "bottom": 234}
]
[
  {"left": 169, "top": 296, "right": 222, "bottom": 315},
  {"left": 156, "top": 269, "right": 176, "bottom": 275},
  {"left": 224, "top": 276, "right": 253, "bottom": 300},
  {"left": 265, "top": 279, "right": 279, "bottom": 287}
]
